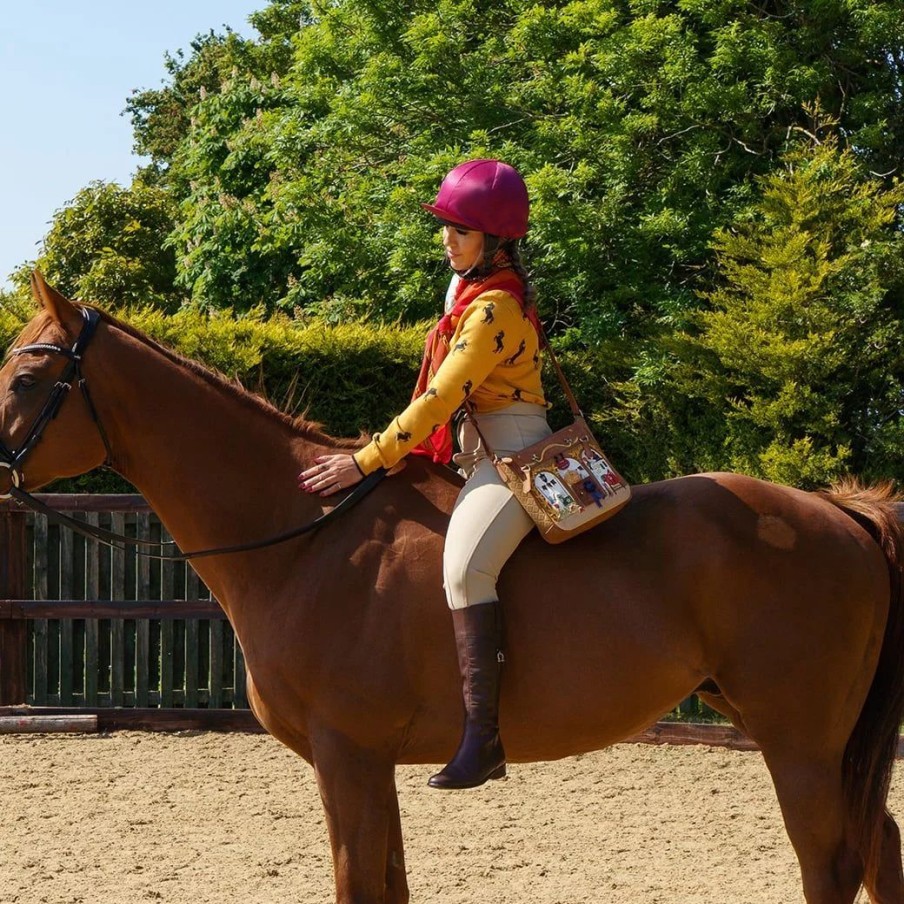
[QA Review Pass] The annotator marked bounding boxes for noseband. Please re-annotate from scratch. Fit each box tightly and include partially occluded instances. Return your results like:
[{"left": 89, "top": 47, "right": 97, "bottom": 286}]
[{"left": 0, "top": 306, "right": 112, "bottom": 498}]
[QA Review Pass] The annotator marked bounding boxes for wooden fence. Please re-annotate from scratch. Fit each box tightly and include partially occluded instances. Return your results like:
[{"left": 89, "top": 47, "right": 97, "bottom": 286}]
[{"left": 0, "top": 496, "right": 249, "bottom": 718}]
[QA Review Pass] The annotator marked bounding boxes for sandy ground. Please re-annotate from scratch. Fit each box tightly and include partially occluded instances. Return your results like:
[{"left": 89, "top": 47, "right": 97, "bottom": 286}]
[{"left": 0, "top": 731, "right": 896, "bottom": 904}]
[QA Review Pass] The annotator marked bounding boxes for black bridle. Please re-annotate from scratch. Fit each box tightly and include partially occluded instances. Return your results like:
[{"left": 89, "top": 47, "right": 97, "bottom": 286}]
[
  {"left": 0, "top": 305, "right": 385, "bottom": 561},
  {"left": 0, "top": 306, "right": 113, "bottom": 494}
]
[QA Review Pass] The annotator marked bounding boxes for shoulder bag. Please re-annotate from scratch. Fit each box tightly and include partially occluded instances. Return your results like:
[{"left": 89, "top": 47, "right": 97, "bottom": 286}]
[{"left": 467, "top": 331, "right": 631, "bottom": 544}]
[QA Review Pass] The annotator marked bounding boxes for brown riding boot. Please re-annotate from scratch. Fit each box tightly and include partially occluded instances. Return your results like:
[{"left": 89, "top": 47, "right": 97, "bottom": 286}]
[{"left": 428, "top": 600, "right": 506, "bottom": 790}]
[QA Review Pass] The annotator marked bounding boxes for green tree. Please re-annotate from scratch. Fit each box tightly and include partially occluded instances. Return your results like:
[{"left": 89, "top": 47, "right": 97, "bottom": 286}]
[
  {"left": 11, "top": 0, "right": 904, "bottom": 486},
  {"left": 157, "top": 0, "right": 904, "bottom": 330},
  {"left": 671, "top": 127, "right": 904, "bottom": 487},
  {"left": 125, "top": 26, "right": 293, "bottom": 186},
  {"left": 13, "top": 181, "right": 180, "bottom": 310}
]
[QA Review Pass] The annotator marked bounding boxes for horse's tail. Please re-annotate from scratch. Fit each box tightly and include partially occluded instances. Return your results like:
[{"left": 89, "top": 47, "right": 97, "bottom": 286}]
[{"left": 818, "top": 478, "right": 904, "bottom": 886}]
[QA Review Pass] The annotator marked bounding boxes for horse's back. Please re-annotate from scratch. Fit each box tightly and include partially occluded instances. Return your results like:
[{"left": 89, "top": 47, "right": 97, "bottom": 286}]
[
  {"left": 326, "top": 467, "right": 889, "bottom": 763},
  {"left": 504, "top": 471, "right": 886, "bottom": 605},
  {"left": 487, "top": 472, "right": 890, "bottom": 760}
]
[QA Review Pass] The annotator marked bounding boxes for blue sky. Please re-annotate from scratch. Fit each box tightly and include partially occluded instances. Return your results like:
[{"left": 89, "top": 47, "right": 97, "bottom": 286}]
[{"left": 0, "top": 1, "right": 262, "bottom": 288}]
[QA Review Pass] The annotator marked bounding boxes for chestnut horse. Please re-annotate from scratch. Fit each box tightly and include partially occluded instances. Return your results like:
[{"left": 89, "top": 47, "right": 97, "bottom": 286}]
[{"left": 1, "top": 273, "right": 903, "bottom": 904}]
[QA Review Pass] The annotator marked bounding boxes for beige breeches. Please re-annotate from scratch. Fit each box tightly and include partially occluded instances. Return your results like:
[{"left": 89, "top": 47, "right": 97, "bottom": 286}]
[{"left": 443, "top": 403, "right": 551, "bottom": 610}]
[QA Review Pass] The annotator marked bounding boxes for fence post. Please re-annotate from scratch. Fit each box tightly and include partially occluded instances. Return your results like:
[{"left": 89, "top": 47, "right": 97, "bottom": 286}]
[{"left": 0, "top": 509, "right": 28, "bottom": 704}]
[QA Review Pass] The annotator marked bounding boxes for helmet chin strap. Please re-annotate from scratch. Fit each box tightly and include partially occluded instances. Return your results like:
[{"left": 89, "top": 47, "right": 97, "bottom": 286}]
[{"left": 454, "top": 236, "right": 504, "bottom": 281}]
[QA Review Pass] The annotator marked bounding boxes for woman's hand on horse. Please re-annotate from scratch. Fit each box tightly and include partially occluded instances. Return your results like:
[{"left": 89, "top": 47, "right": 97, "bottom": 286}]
[{"left": 298, "top": 454, "right": 364, "bottom": 497}]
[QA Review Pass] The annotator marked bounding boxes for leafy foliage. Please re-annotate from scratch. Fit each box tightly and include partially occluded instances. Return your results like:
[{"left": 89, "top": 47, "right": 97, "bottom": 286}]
[
  {"left": 11, "top": 182, "right": 179, "bottom": 311},
  {"left": 153, "top": 0, "right": 904, "bottom": 334},
  {"left": 629, "top": 128, "right": 904, "bottom": 486},
  {"left": 4, "top": 0, "right": 904, "bottom": 489}
]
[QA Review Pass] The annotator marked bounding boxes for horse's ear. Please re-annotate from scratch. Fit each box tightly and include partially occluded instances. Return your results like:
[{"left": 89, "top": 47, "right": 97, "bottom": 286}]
[{"left": 30, "top": 271, "right": 81, "bottom": 330}]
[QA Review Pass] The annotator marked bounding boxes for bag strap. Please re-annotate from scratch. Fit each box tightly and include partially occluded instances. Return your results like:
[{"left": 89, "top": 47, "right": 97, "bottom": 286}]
[
  {"left": 465, "top": 320, "right": 583, "bottom": 460},
  {"left": 537, "top": 321, "right": 583, "bottom": 419},
  {"left": 463, "top": 402, "right": 496, "bottom": 460}
]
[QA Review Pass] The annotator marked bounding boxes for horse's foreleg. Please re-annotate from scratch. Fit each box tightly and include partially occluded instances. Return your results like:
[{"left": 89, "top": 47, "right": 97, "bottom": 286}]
[
  {"left": 863, "top": 813, "right": 904, "bottom": 904},
  {"left": 385, "top": 776, "right": 409, "bottom": 904},
  {"left": 764, "top": 752, "right": 862, "bottom": 904},
  {"left": 311, "top": 728, "right": 406, "bottom": 904}
]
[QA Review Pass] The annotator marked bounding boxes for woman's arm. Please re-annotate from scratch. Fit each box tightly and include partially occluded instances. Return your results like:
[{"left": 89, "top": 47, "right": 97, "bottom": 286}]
[
  {"left": 298, "top": 452, "right": 364, "bottom": 496},
  {"left": 299, "top": 292, "right": 526, "bottom": 496},
  {"left": 352, "top": 293, "right": 522, "bottom": 475}
]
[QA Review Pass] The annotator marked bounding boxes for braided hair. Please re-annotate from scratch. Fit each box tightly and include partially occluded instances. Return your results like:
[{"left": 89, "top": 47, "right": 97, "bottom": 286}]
[
  {"left": 506, "top": 240, "right": 537, "bottom": 311},
  {"left": 462, "top": 236, "right": 536, "bottom": 309}
]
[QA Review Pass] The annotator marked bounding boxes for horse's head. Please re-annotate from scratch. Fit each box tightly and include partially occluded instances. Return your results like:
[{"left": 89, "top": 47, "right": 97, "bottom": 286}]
[{"left": 0, "top": 273, "right": 109, "bottom": 495}]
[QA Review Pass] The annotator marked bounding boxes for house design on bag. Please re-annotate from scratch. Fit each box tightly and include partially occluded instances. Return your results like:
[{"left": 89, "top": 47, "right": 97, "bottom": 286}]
[
  {"left": 551, "top": 453, "right": 609, "bottom": 510},
  {"left": 582, "top": 448, "right": 627, "bottom": 497},
  {"left": 532, "top": 469, "right": 579, "bottom": 517},
  {"left": 531, "top": 443, "right": 627, "bottom": 521}
]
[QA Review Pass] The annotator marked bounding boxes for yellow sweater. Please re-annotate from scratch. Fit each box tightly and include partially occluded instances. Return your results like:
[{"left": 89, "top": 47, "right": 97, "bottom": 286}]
[{"left": 354, "top": 289, "right": 546, "bottom": 474}]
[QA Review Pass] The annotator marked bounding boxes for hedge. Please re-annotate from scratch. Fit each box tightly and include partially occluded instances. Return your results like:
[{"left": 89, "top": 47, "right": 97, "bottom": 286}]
[{"left": 0, "top": 303, "right": 624, "bottom": 493}]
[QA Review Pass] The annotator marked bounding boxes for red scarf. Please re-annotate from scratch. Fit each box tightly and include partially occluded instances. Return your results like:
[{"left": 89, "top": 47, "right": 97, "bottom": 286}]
[{"left": 409, "top": 268, "right": 540, "bottom": 464}]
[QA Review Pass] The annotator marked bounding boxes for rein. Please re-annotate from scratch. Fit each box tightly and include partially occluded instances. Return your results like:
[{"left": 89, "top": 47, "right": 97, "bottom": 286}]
[
  {"left": 1, "top": 305, "right": 386, "bottom": 561},
  {"left": 6, "top": 473, "right": 385, "bottom": 562}
]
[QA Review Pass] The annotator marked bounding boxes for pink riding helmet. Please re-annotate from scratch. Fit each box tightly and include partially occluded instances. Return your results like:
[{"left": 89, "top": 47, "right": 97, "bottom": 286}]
[{"left": 422, "top": 159, "right": 529, "bottom": 239}]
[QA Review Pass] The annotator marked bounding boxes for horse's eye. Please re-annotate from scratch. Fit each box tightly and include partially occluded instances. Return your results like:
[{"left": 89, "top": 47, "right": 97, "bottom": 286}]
[{"left": 11, "top": 374, "right": 38, "bottom": 393}]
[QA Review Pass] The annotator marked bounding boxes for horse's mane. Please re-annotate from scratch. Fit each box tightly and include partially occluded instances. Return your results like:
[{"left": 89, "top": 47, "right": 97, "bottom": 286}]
[{"left": 94, "top": 307, "right": 366, "bottom": 452}]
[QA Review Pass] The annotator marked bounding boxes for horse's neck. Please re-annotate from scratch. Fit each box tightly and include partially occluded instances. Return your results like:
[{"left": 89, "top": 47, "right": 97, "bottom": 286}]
[{"left": 91, "top": 323, "right": 333, "bottom": 602}]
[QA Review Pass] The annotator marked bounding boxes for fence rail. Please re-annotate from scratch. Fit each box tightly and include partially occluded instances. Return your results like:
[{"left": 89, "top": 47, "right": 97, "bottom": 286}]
[{"left": 0, "top": 496, "right": 247, "bottom": 713}]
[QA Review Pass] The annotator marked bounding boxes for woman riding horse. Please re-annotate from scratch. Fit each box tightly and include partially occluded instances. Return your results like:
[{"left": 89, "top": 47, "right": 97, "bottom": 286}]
[
  {"left": 298, "top": 159, "right": 549, "bottom": 789},
  {"left": 7, "top": 269, "right": 904, "bottom": 901}
]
